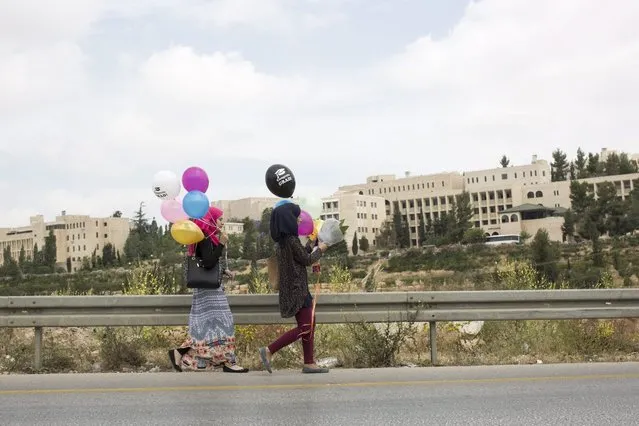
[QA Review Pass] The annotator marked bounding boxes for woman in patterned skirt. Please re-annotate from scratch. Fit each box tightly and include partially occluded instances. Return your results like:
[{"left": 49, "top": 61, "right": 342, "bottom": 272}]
[{"left": 168, "top": 207, "right": 248, "bottom": 373}]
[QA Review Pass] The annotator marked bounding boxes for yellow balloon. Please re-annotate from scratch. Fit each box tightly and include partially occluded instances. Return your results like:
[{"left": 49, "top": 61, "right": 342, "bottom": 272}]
[
  {"left": 171, "top": 220, "right": 205, "bottom": 245},
  {"left": 308, "top": 219, "right": 324, "bottom": 242}
]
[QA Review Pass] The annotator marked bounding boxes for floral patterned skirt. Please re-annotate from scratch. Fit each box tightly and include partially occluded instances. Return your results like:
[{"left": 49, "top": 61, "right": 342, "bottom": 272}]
[{"left": 177, "top": 287, "right": 238, "bottom": 372}]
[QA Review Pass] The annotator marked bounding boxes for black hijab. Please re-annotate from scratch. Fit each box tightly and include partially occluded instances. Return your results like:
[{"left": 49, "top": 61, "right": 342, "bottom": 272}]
[{"left": 270, "top": 202, "right": 300, "bottom": 243}]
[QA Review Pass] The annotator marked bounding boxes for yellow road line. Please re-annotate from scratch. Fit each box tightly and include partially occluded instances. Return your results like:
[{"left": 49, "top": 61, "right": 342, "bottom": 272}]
[{"left": 1, "top": 373, "right": 639, "bottom": 395}]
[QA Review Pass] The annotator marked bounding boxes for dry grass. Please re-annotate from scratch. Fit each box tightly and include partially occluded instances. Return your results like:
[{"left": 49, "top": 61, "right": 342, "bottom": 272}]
[{"left": 2, "top": 318, "right": 639, "bottom": 374}]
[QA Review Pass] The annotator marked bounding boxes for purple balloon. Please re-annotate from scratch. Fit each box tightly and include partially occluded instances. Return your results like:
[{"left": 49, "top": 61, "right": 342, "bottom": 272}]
[
  {"left": 298, "top": 210, "right": 314, "bottom": 236},
  {"left": 182, "top": 167, "right": 209, "bottom": 192}
]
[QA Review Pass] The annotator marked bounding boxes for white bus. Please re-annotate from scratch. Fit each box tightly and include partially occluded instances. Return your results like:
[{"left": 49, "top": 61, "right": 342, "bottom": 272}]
[{"left": 485, "top": 234, "right": 521, "bottom": 245}]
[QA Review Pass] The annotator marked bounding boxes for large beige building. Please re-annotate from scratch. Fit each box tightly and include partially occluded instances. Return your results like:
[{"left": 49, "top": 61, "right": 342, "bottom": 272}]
[
  {"left": 333, "top": 149, "right": 638, "bottom": 245},
  {"left": 320, "top": 191, "right": 387, "bottom": 250},
  {"left": 0, "top": 212, "right": 131, "bottom": 272},
  {"left": 212, "top": 197, "right": 280, "bottom": 221}
]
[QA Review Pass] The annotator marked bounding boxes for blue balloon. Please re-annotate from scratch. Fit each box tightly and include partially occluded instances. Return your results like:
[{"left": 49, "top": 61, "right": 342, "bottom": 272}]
[
  {"left": 183, "top": 190, "right": 210, "bottom": 219},
  {"left": 274, "top": 199, "right": 292, "bottom": 208}
]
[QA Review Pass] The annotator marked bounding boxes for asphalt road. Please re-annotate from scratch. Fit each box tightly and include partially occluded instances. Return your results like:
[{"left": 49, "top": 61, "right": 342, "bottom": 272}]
[{"left": 1, "top": 362, "right": 638, "bottom": 425}]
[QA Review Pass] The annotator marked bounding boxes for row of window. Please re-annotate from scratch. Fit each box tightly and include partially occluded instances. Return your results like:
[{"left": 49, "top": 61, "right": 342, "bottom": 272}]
[
  {"left": 366, "top": 180, "right": 447, "bottom": 196},
  {"left": 66, "top": 233, "right": 108, "bottom": 241},
  {"left": 356, "top": 213, "right": 380, "bottom": 220},
  {"left": 67, "top": 243, "right": 101, "bottom": 253},
  {"left": 355, "top": 200, "right": 379, "bottom": 208},
  {"left": 467, "top": 169, "right": 546, "bottom": 184}
]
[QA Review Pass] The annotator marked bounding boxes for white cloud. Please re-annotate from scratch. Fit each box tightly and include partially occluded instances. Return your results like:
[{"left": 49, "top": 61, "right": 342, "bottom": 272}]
[
  {"left": 378, "top": 0, "right": 639, "bottom": 160},
  {"left": 138, "top": 46, "right": 308, "bottom": 108},
  {"left": 176, "top": 0, "right": 346, "bottom": 32},
  {"left": 0, "top": 43, "right": 87, "bottom": 114},
  {"left": 3, "top": 0, "right": 639, "bottom": 227}
]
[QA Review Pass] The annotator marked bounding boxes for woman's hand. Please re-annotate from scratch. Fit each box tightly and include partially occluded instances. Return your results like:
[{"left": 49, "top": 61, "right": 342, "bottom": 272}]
[
  {"left": 318, "top": 242, "right": 329, "bottom": 252},
  {"left": 224, "top": 269, "right": 235, "bottom": 279},
  {"left": 219, "top": 232, "right": 229, "bottom": 245}
]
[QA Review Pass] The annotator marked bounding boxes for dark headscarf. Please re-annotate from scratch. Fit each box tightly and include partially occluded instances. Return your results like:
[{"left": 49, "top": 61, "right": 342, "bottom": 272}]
[{"left": 270, "top": 202, "right": 300, "bottom": 243}]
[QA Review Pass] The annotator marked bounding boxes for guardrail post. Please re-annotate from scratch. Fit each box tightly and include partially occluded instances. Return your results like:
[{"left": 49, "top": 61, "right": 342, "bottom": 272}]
[
  {"left": 429, "top": 321, "right": 437, "bottom": 366},
  {"left": 34, "top": 326, "right": 43, "bottom": 371}
]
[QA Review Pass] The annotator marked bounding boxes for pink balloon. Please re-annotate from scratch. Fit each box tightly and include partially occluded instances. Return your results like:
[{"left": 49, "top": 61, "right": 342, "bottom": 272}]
[
  {"left": 298, "top": 210, "right": 314, "bottom": 236},
  {"left": 160, "top": 199, "right": 188, "bottom": 223},
  {"left": 182, "top": 166, "right": 209, "bottom": 193}
]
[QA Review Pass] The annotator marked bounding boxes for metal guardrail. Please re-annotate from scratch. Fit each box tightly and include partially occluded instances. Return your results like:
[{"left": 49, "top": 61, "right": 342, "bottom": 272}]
[{"left": 2, "top": 289, "right": 639, "bottom": 370}]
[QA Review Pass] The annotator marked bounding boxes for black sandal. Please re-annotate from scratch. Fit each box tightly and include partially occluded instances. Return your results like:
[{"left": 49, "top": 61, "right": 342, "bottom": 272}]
[
  {"left": 168, "top": 350, "right": 182, "bottom": 372},
  {"left": 223, "top": 364, "right": 249, "bottom": 373}
]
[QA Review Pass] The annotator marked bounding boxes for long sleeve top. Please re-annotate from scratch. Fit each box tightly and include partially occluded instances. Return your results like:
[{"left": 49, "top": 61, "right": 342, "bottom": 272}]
[{"left": 275, "top": 235, "right": 323, "bottom": 318}]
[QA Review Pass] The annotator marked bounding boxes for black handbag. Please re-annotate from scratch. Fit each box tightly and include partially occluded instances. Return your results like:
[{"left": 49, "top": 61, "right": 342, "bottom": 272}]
[{"left": 185, "top": 242, "right": 222, "bottom": 289}]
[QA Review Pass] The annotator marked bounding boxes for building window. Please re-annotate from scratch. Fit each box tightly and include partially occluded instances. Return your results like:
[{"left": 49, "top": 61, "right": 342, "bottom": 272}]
[
  {"left": 501, "top": 173, "right": 508, "bottom": 180},
  {"left": 527, "top": 191, "right": 534, "bottom": 199},
  {"left": 104, "top": 234, "right": 108, "bottom": 238},
  {"left": 511, "top": 214, "right": 519, "bottom": 222},
  {"left": 501, "top": 215, "right": 509, "bottom": 223},
  {"left": 535, "top": 190, "right": 543, "bottom": 197}
]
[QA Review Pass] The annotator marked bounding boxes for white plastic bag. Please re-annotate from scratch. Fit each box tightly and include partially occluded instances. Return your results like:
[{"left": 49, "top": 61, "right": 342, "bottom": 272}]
[{"left": 318, "top": 218, "right": 344, "bottom": 246}]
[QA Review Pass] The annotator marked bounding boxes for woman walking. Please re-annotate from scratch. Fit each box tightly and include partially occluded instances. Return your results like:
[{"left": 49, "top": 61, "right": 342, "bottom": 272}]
[
  {"left": 259, "top": 202, "right": 329, "bottom": 374},
  {"left": 168, "top": 206, "right": 248, "bottom": 373}
]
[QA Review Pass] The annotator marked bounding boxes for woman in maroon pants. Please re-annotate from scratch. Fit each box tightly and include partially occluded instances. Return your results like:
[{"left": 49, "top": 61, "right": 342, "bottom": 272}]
[{"left": 259, "top": 202, "right": 329, "bottom": 373}]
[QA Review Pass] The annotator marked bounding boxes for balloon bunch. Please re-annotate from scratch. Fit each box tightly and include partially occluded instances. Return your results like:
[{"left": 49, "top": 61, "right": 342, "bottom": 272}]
[
  {"left": 152, "top": 167, "right": 216, "bottom": 245},
  {"left": 265, "top": 164, "right": 343, "bottom": 245}
]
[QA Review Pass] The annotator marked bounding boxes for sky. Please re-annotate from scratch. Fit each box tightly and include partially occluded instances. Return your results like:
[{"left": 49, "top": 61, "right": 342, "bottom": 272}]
[{"left": 1, "top": 0, "right": 639, "bottom": 227}]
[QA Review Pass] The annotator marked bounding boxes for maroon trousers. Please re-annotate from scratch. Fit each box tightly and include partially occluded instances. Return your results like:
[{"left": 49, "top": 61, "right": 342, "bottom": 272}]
[{"left": 268, "top": 306, "right": 315, "bottom": 364}]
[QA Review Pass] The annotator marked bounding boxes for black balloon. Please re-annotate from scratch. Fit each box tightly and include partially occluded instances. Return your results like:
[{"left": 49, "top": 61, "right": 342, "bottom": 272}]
[{"left": 265, "top": 164, "right": 296, "bottom": 198}]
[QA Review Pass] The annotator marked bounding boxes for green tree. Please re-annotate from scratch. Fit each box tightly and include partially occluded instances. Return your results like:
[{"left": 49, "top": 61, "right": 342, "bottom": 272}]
[
  {"left": 627, "top": 180, "right": 639, "bottom": 232},
  {"left": 2, "top": 247, "right": 19, "bottom": 277},
  {"left": 102, "top": 243, "right": 117, "bottom": 267},
  {"left": 596, "top": 181, "right": 629, "bottom": 236},
  {"left": 417, "top": 214, "right": 427, "bottom": 247},
  {"left": 352, "top": 232, "right": 359, "bottom": 255},
  {"left": 551, "top": 149, "right": 569, "bottom": 181},
  {"left": 500, "top": 155, "right": 510, "bottom": 168},
  {"left": 392, "top": 209, "right": 410, "bottom": 248},
  {"left": 18, "top": 246, "right": 26, "bottom": 266},
  {"left": 32, "top": 243, "right": 41, "bottom": 266},
  {"left": 586, "top": 153, "right": 602, "bottom": 176},
  {"left": 462, "top": 228, "right": 485, "bottom": 244},
  {"left": 451, "top": 192, "right": 474, "bottom": 243},
  {"left": 604, "top": 152, "right": 621, "bottom": 176},
  {"left": 574, "top": 148, "right": 587, "bottom": 178},
  {"left": 124, "top": 203, "right": 153, "bottom": 261},
  {"left": 569, "top": 181, "right": 594, "bottom": 216},
  {"left": 43, "top": 229, "right": 57, "bottom": 271},
  {"left": 619, "top": 153, "right": 639, "bottom": 174},
  {"left": 112, "top": 210, "right": 123, "bottom": 218},
  {"left": 530, "top": 229, "right": 560, "bottom": 282},
  {"left": 81, "top": 257, "right": 92, "bottom": 271},
  {"left": 561, "top": 209, "right": 576, "bottom": 241},
  {"left": 91, "top": 249, "right": 98, "bottom": 269},
  {"left": 376, "top": 221, "right": 396, "bottom": 249},
  {"left": 241, "top": 217, "right": 257, "bottom": 262},
  {"left": 226, "top": 234, "right": 243, "bottom": 258},
  {"left": 359, "top": 235, "right": 370, "bottom": 252},
  {"left": 257, "top": 208, "right": 274, "bottom": 259}
]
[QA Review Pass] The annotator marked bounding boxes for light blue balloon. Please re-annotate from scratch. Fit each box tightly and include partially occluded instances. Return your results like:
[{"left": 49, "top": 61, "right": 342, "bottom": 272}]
[
  {"left": 274, "top": 199, "right": 292, "bottom": 208},
  {"left": 183, "top": 190, "right": 209, "bottom": 219}
]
